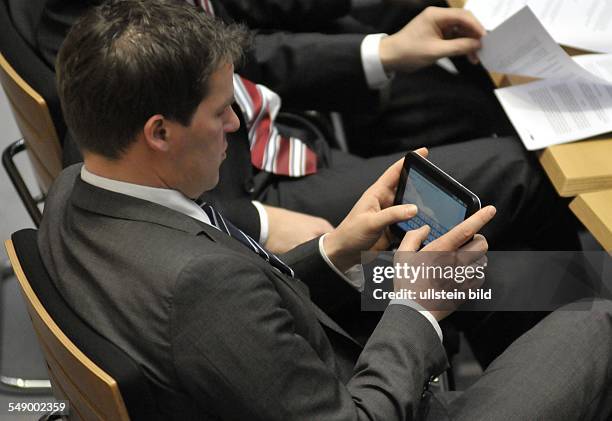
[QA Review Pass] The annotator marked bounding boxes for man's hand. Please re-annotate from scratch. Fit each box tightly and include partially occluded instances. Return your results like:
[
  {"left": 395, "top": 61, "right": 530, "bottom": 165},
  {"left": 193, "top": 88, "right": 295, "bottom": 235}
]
[
  {"left": 263, "top": 205, "right": 334, "bottom": 254},
  {"left": 395, "top": 205, "right": 496, "bottom": 321},
  {"left": 324, "top": 148, "right": 428, "bottom": 272},
  {"left": 380, "top": 6, "right": 485, "bottom": 74}
]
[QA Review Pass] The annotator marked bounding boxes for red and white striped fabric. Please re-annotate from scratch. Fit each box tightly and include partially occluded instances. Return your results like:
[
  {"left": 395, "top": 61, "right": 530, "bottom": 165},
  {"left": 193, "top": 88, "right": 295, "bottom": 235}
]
[
  {"left": 189, "top": 0, "right": 318, "bottom": 177},
  {"left": 184, "top": 0, "right": 215, "bottom": 14},
  {"left": 233, "top": 76, "right": 318, "bottom": 177},
  {"left": 198, "top": 0, "right": 214, "bottom": 15}
]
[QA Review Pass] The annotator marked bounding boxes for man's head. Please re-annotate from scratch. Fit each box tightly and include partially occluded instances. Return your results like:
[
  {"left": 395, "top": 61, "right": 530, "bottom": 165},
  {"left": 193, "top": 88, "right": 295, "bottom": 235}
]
[{"left": 57, "top": 0, "right": 249, "bottom": 196}]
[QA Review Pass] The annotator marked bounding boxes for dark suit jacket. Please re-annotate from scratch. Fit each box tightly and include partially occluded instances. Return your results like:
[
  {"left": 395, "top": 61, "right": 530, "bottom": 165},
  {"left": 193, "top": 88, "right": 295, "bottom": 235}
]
[
  {"left": 38, "top": 164, "right": 448, "bottom": 420},
  {"left": 220, "top": 0, "right": 351, "bottom": 30},
  {"left": 36, "top": 0, "right": 379, "bottom": 112}
]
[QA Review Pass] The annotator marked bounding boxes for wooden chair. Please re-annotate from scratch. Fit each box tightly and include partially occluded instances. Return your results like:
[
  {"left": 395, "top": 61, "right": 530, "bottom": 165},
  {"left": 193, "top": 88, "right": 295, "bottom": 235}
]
[
  {"left": 0, "top": 51, "right": 62, "bottom": 226},
  {"left": 5, "top": 229, "right": 161, "bottom": 421}
]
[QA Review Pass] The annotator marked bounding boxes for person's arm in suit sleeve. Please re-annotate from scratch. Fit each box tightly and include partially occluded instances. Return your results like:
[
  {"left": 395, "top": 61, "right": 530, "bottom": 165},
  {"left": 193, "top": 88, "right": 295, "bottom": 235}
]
[
  {"left": 171, "top": 253, "right": 448, "bottom": 420},
  {"left": 239, "top": 7, "right": 488, "bottom": 111},
  {"left": 242, "top": 32, "right": 382, "bottom": 112},
  {"left": 219, "top": 0, "right": 351, "bottom": 30}
]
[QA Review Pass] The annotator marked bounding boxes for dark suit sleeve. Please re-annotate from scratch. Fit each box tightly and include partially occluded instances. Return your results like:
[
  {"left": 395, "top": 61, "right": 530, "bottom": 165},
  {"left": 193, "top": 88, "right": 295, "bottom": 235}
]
[
  {"left": 220, "top": 0, "right": 351, "bottom": 30},
  {"left": 171, "top": 254, "right": 448, "bottom": 420},
  {"left": 241, "top": 32, "right": 381, "bottom": 112}
]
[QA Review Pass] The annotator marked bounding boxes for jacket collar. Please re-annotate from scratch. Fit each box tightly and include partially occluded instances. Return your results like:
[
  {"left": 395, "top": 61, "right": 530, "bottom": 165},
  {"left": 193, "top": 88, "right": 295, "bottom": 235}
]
[{"left": 70, "top": 168, "right": 219, "bottom": 241}]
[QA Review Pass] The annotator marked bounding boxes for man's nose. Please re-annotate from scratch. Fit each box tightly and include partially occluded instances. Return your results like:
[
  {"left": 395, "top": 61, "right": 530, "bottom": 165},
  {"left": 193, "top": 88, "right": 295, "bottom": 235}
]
[{"left": 225, "top": 107, "right": 240, "bottom": 133}]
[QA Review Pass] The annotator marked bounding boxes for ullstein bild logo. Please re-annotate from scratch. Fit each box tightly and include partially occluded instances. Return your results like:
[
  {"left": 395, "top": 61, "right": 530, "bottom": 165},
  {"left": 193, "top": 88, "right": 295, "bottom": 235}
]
[{"left": 371, "top": 288, "right": 492, "bottom": 301}]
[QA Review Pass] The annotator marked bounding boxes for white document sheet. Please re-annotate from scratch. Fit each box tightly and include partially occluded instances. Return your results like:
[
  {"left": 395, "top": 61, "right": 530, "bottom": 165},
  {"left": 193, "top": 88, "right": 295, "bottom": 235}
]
[
  {"left": 478, "top": 8, "right": 612, "bottom": 149},
  {"left": 495, "top": 78, "right": 612, "bottom": 149},
  {"left": 465, "top": 0, "right": 528, "bottom": 30},
  {"left": 478, "top": 7, "right": 602, "bottom": 82},
  {"left": 574, "top": 54, "right": 612, "bottom": 83},
  {"left": 467, "top": 0, "right": 612, "bottom": 53},
  {"left": 527, "top": 0, "right": 612, "bottom": 53}
]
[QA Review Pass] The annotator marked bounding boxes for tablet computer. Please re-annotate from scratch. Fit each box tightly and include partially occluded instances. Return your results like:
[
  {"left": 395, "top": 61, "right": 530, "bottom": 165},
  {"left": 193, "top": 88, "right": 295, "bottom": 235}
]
[{"left": 391, "top": 151, "right": 481, "bottom": 245}]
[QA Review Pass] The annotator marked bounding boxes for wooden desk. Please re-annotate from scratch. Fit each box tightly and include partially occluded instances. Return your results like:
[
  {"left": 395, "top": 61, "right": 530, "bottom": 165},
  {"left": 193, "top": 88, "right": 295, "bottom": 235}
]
[
  {"left": 570, "top": 190, "right": 612, "bottom": 251},
  {"left": 540, "top": 139, "right": 612, "bottom": 197},
  {"left": 447, "top": 0, "right": 611, "bottom": 250}
]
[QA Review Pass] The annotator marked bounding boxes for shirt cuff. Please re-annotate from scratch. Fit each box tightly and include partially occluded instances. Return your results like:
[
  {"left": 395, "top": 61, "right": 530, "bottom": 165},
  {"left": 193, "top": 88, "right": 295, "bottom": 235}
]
[
  {"left": 390, "top": 299, "right": 444, "bottom": 343},
  {"left": 251, "top": 201, "right": 269, "bottom": 244},
  {"left": 318, "top": 234, "right": 364, "bottom": 290},
  {"left": 361, "top": 33, "right": 393, "bottom": 90}
]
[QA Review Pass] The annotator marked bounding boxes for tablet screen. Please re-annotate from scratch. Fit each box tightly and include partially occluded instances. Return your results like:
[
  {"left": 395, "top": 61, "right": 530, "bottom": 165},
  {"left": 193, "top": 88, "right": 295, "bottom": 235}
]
[{"left": 397, "top": 168, "right": 468, "bottom": 244}]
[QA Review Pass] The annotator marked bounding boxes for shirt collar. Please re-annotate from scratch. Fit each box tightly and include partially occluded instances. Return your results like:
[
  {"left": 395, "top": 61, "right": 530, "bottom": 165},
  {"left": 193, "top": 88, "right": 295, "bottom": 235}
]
[{"left": 80, "top": 165, "right": 214, "bottom": 227}]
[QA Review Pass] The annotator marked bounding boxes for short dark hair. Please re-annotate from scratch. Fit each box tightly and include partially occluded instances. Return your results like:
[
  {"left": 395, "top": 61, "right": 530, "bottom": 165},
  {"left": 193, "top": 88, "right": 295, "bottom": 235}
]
[{"left": 57, "top": 0, "right": 249, "bottom": 159}]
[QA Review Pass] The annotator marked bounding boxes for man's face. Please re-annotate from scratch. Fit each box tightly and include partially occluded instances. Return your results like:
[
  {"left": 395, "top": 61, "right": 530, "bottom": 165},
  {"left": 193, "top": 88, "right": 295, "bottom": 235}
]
[{"left": 166, "top": 62, "right": 239, "bottom": 198}]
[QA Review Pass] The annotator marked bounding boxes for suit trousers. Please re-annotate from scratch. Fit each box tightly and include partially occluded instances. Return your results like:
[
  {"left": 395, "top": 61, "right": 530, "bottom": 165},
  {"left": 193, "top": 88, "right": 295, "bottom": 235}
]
[
  {"left": 258, "top": 135, "right": 579, "bottom": 251},
  {"left": 345, "top": 62, "right": 517, "bottom": 158},
  {"left": 434, "top": 299, "right": 612, "bottom": 420}
]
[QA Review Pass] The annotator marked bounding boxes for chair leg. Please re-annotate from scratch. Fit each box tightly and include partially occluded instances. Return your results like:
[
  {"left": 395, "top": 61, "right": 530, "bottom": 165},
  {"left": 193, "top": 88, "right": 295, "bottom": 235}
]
[
  {"left": 1, "top": 258, "right": 13, "bottom": 280},
  {"left": 0, "top": 375, "right": 51, "bottom": 391},
  {"left": 0, "top": 262, "right": 52, "bottom": 393},
  {"left": 38, "top": 411, "right": 65, "bottom": 421},
  {"left": 2, "top": 139, "right": 43, "bottom": 227}
]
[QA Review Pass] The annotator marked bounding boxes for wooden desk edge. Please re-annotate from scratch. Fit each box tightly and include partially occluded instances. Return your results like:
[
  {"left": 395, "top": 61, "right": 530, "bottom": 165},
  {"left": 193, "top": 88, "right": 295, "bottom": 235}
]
[
  {"left": 539, "top": 149, "right": 570, "bottom": 197},
  {"left": 569, "top": 194, "right": 612, "bottom": 252}
]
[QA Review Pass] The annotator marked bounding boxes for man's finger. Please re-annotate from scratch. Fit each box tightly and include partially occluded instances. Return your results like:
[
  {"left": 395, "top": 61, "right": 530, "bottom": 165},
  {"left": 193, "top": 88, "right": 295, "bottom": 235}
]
[
  {"left": 427, "top": 206, "right": 496, "bottom": 251},
  {"left": 373, "top": 148, "right": 429, "bottom": 193},
  {"left": 456, "top": 234, "right": 488, "bottom": 266},
  {"left": 371, "top": 158, "right": 404, "bottom": 194},
  {"left": 467, "top": 51, "right": 480, "bottom": 64},
  {"left": 439, "top": 38, "right": 482, "bottom": 58},
  {"left": 373, "top": 204, "right": 418, "bottom": 231},
  {"left": 414, "top": 147, "right": 429, "bottom": 159},
  {"left": 399, "top": 225, "right": 430, "bottom": 252},
  {"left": 458, "top": 234, "right": 488, "bottom": 254},
  {"left": 433, "top": 8, "right": 486, "bottom": 38}
]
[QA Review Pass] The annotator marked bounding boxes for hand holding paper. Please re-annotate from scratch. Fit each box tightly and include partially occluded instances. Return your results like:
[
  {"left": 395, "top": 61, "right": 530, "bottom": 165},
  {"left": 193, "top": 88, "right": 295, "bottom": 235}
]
[{"left": 379, "top": 7, "right": 485, "bottom": 73}]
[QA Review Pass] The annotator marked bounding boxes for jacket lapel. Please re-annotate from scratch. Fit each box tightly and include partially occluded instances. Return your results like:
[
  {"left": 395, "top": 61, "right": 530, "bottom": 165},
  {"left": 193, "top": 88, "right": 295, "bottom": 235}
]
[{"left": 71, "top": 175, "right": 219, "bottom": 239}]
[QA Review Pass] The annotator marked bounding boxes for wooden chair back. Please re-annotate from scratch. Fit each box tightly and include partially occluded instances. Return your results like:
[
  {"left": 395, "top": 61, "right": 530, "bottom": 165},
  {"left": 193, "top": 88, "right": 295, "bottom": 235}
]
[
  {"left": 0, "top": 52, "right": 62, "bottom": 193},
  {"left": 4, "top": 239, "right": 131, "bottom": 421}
]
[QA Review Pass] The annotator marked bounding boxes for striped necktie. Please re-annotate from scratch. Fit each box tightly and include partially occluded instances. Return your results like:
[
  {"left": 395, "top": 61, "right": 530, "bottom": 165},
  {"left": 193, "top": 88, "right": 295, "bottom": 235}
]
[
  {"left": 198, "top": 202, "right": 295, "bottom": 278},
  {"left": 191, "top": 0, "right": 318, "bottom": 177}
]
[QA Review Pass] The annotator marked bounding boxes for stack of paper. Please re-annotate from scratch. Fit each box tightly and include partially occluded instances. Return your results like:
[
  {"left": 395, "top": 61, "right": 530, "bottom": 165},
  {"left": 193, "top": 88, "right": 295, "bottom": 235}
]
[
  {"left": 477, "top": 7, "right": 612, "bottom": 151},
  {"left": 466, "top": 0, "right": 612, "bottom": 54},
  {"left": 465, "top": 2, "right": 611, "bottom": 250}
]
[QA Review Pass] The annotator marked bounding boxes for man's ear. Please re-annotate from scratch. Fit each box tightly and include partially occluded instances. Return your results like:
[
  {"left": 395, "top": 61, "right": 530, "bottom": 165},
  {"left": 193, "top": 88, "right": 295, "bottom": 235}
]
[{"left": 143, "top": 114, "right": 170, "bottom": 152}]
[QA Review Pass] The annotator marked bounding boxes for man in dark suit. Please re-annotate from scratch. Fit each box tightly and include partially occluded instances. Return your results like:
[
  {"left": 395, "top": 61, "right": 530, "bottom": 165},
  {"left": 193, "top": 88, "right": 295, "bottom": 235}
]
[
  {"left": 33, "top": 0, "right": 579, "bottom": 256},
  {"left": 212, "top": 0, "right": 514, "bottom": 156},
  {"left": 38, "top": 2, "right": 612, "bottom": 419}
]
